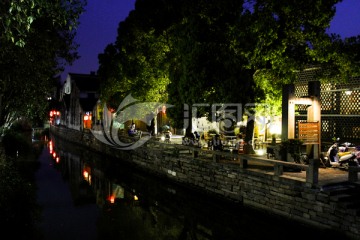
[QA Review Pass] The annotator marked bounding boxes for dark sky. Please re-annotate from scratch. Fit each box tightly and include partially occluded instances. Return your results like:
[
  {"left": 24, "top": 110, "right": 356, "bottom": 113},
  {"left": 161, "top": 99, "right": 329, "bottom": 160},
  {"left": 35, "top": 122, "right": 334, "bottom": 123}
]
[
  {"left": 60, "top": 0, "right": 360, "bottom": 80},
  {"left": 61, "top": 0, "right": 136, "bottom": 80},
  {"left": 328, "top": 0, "right": 360, "bottom": 38}
]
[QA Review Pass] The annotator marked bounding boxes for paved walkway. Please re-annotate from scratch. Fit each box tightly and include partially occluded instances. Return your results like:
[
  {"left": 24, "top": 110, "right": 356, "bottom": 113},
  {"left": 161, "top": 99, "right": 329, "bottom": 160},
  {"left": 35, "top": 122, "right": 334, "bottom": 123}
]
[{"left": 288, "top": 166, "right": 349, "bottom": 186}]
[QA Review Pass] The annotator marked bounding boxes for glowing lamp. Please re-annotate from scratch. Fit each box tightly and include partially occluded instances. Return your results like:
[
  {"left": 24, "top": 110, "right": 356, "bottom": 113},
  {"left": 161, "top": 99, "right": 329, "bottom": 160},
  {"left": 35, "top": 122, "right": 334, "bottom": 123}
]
[
  {"left": 345, "top": 89, "right": 352, "bottom": 95},
  {"left": 83, "top": 170, "right": 89, "bottom": 179},
  {"left": 269, "top": 124, "right": 281, "bottom": 135},
  {"left": 255, "top": 149, "right": 265, "bottom": 156}
]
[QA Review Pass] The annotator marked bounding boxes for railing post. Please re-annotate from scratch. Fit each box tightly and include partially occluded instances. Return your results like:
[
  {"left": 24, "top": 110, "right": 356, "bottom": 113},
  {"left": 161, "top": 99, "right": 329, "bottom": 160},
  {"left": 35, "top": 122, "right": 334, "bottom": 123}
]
[
  {"left": 192, "top": 147, "right": 199, "bottom": 158},
  {"left": 306, "top": 159, "right": 319, "bottom": 185},
  {"left": 348, "top": 166, "right": 359, "bottom": 182},
  {"left": 274, "top": 163, "right": 283, "bottom": 176},
  {"left": 212, "top": 151, "right": 222, "bottom": 163},
  {"left": 212, "top": 152, "right": 217, "bottom": 162},
  {"left": 239, "top": 157, "right": 247, "bottom": 168}
]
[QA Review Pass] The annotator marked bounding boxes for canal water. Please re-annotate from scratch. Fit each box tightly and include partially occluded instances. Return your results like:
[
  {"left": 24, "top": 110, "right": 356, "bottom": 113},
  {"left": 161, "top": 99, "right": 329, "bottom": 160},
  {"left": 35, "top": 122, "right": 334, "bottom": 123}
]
[{"left": 34, "top": 136, "right": 350, "bottom": 240}]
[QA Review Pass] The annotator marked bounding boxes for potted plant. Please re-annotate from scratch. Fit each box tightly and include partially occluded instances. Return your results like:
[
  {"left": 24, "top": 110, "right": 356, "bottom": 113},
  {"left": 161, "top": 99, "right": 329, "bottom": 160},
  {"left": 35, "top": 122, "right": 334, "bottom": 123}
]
[{"left": 280, "top": 139, "right": 304, "bottom": 163}]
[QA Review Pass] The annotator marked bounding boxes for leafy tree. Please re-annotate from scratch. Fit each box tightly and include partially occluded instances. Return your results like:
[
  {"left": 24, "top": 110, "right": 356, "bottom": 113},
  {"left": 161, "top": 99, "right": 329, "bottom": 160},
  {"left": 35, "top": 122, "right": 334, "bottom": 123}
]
[
  {"left": 246, "top": 0, "right": 360, "bottom": 113},
  {"left": 98, "top": 2, "right": 175, "bottom": 119},
  {"left": 0, "top": 0, "right": 86, "bottom": 130},
  {"left": 311, "top": 34, "right": 360, "bottom": 82},
  {"left": 166, "top": 0, "right": 258, "bottom": 137},
  {"left": 99, "top": 0, "right": 360, "bottom": 152},
  {"left": 166, "top": 0, "right": 360, "bottom": 150},
  {"left": 0, "top": 0, "right": 85, "bottom": 47}
]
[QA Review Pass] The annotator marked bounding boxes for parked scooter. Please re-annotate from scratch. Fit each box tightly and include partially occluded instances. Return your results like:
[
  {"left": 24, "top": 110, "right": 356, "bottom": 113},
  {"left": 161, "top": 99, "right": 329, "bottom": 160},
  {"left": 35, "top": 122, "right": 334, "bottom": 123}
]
[
  {"left": 322, "top": 139, "right": 360, "bottom": 170},
  {"left": 160, "top": 130, "right": 172, "bottom": 143}
]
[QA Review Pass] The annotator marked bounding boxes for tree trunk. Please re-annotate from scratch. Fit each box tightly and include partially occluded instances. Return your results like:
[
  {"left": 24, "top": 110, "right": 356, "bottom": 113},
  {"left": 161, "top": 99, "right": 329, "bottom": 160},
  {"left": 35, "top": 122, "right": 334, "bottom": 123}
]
[
  {"left": 244, "top": 118, "right": 255, "bottom": 154},
  {"left": 184, "top": 104, "right": 193, "bottom": 138},
  {"left": 185, "top": 109, "right": 193, "bottom": 138}
]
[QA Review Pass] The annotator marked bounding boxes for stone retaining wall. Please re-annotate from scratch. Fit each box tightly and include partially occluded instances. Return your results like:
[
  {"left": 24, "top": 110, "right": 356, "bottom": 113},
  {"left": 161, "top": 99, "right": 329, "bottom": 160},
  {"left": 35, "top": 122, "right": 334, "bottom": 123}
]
[{"left": 50, "top": 126, "right": 360, "bottom": 239}]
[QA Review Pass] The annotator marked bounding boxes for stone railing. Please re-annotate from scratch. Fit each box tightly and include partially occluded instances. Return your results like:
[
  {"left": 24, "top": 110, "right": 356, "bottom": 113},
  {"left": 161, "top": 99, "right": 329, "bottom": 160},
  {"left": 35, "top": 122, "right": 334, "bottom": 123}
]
[{"left": 143, "top": 140, "right": 320, "bottom": 186}]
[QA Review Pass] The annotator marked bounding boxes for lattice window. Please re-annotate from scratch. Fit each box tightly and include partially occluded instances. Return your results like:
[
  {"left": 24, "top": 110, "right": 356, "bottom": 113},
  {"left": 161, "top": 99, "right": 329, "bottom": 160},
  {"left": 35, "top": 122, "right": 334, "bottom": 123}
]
[
  {"left": 295, "top": 84, "right": 307, "bottom": 96},
  {"left": 293, "top": 68, "right": 360, "bottom": 143},
  {"left": 353, "top": 127, "right": 360, "bottom": 139},
  {"left": 340, "top": 90, "right": 360, "bottom": 115}
]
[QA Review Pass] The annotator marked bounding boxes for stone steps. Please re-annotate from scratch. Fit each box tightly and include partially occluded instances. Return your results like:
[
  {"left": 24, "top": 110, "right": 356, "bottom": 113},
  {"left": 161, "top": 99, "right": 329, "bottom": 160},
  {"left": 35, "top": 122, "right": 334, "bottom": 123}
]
[{"left": 321, "top": 182, "right": 360, "bottom": 216}]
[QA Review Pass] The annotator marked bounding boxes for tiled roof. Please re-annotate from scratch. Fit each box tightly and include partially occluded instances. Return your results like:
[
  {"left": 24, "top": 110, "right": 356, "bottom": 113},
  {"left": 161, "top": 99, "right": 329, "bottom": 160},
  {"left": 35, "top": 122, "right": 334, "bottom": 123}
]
[{"left": 69, "top": 72, "right": 100, "bottom": 92}]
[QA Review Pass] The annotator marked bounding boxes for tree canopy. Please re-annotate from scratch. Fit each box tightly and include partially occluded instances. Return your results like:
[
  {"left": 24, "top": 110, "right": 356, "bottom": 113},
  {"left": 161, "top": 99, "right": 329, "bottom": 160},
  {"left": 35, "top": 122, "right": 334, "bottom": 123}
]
[
  {"left": 0, "top": 0, "right": 86, "bottom": 130},
  {"left": 98, "top": 0, "right": 360, "bottom": 139}
]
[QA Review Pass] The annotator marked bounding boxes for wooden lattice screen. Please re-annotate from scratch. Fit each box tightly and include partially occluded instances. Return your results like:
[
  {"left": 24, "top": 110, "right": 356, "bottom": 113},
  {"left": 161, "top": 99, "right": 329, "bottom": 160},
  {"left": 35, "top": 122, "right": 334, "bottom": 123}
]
[{"left": 294, "top": 67, "right": 360, "bottom": 145}]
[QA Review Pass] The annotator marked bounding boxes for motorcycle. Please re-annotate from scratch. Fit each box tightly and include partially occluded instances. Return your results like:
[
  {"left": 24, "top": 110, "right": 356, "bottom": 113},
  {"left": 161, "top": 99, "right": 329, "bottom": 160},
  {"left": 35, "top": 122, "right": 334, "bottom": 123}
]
[{"left": 322, "top": 139, "right": 360, "bottom": 170}]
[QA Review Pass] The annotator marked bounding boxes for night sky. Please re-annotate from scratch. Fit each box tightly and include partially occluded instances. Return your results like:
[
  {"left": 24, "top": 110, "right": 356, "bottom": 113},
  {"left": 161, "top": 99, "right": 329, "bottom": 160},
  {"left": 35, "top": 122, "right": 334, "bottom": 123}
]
[{"left": 60, "top": 0, "right": 360, "bottom": 80}]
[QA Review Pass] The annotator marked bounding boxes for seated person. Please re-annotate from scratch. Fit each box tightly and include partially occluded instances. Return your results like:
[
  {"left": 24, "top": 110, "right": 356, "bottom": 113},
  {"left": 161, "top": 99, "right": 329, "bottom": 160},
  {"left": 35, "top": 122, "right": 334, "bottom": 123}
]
[
  {"left": 128, "top": 128, "right": 136, "bottom": 136},
  {"left": 193, "top": 131, "right": 200, "bottom": 141},
  {"left": 128, "top": 123, "right": 141, "bottom": 137}
]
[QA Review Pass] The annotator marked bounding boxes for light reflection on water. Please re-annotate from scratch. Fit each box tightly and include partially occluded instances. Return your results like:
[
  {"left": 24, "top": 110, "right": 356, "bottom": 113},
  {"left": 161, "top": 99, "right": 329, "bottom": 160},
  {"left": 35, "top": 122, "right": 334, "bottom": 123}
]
[{"left": 35, "top": 136, "right": 350, "bottom": 240}]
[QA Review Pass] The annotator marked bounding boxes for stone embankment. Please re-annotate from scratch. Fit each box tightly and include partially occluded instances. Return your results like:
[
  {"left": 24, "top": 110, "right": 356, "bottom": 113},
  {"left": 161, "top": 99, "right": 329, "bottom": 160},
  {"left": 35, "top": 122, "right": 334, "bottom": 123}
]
[{"left": 50, "top": 125, "right": 360, "bottom": 239}]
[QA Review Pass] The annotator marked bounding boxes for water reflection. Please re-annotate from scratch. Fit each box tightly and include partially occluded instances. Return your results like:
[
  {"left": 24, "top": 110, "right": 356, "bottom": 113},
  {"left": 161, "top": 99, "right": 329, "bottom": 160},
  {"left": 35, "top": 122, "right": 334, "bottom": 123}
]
[{"left": 46, "top": 136, "right": 350, "bottom": 240}]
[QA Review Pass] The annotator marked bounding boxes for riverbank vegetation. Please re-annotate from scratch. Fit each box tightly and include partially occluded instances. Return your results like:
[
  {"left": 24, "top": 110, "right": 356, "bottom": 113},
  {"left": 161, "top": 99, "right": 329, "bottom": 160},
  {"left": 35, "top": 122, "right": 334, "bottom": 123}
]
[
  {"left": 0, "top": 0, "right": 86, "bottom": 132},
  {"left": 0, "top": 128, "right": 43, "bottom": 238}
]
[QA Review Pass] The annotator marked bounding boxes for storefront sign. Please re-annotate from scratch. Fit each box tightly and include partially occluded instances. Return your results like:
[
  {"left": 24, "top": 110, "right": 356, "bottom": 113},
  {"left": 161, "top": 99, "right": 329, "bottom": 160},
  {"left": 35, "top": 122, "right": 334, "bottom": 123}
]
[{"left": 298, "top": 121, "right": 320, "bottom": 144}]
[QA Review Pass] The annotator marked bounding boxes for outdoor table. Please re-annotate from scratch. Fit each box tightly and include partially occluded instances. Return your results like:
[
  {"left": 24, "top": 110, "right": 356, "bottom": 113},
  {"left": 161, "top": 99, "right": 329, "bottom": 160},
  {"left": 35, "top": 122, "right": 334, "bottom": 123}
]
[{"left": 224, "top": 136, "right": 237, "bottom": 147}]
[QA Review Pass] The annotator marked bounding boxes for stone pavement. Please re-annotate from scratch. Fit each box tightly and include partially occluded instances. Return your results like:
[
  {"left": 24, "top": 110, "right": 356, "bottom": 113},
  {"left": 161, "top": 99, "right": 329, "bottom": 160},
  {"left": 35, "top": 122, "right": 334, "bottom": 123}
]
[{"left": 286, "top": 166, "right": 349, "bottom": 186}]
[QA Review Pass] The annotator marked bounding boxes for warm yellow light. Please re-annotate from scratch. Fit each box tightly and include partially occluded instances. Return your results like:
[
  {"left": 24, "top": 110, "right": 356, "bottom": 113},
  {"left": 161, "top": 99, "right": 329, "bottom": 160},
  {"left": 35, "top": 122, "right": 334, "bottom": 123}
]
[
  {"left": 255, "top": 149, "right": 265, "bottom": 155},
  {"left": 134, "top": 195, "right": 139, "bottom": 201},
  {"left": 109, "top": 195, "right": 115, "bottom": 204},
  {"left": 345, "top": 90, "right": 352, "bottom": 95},
  {"left": 49, "top": 141, "right": 53, "bottom": 153},
  {"left": 83, "top": 170, "right": 89, "bottom": 179},
  {"left": 269, "top": 124, "right": 281, "bottom": 135}
]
